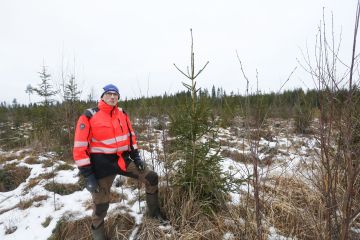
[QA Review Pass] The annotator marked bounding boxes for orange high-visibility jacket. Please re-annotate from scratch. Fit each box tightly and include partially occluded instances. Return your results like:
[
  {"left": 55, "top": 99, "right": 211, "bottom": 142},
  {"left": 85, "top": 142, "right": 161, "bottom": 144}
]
[{"left": 73, "top": 100, "right": 138, "bottom": 172}]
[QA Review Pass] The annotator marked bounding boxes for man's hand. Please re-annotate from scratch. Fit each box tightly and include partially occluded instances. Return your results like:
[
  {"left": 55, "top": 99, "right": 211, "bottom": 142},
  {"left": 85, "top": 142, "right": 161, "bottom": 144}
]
[
  {"left": 85, "top": 174, "right": 99, "bottom": 193},
  {"left": 134, "top": 158, "right": 145, "bottom": 171}
]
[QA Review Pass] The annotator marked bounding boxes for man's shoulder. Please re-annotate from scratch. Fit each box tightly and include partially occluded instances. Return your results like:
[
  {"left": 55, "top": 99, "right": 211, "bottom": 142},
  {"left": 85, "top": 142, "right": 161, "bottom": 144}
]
[
  {"left": 117, "top": 107, "right": 128, "bottom": 116},
  {"left": 83, "top": 107, "right": 99, "bottom": 119}
]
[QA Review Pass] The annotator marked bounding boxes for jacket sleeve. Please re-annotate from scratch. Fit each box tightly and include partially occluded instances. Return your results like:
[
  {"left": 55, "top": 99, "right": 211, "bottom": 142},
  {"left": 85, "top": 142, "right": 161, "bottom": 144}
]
[
  {"left": 124, "top": 114, "right": 141, "bottom": 160},
  {"left": 73, "top": 115, "right": 92, "bottom": 176}
]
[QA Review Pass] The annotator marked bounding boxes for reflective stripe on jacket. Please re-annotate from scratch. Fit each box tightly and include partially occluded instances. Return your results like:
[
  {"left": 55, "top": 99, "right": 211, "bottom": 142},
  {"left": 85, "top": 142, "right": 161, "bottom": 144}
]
[{"left": 73, "top": 100, "right": 138, "bottom": 172}]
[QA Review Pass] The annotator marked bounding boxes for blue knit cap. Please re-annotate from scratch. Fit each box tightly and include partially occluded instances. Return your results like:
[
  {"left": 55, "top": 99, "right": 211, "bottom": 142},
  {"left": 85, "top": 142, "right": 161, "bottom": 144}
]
[{"left": 101, "top": 84, "right": 119, "bottom": 97}]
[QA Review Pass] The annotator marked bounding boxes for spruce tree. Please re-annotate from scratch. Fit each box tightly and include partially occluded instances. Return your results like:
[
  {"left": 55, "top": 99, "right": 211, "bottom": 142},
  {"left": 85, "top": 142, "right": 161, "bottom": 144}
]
[
  {"left": 171, "top": 29, "right": 232, "bottom": 212},
  {"left": 31, "top": 65, "right": 58, "bottom": 148},
  {"left": 60, "top": 74, "right": 82, "bottom": 157},
  {"left": 32, "top": 66, "right": 58, "bottom": 106}
]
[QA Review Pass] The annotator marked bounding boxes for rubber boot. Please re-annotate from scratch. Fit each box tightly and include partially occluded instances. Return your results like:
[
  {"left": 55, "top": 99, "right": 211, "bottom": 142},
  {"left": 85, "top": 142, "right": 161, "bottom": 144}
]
[
  {"left": 91, "top": 221, "right": 106, "bottom": 240},
  {"left": 146, "top": 192, "right": 169, "bottom": 225}
]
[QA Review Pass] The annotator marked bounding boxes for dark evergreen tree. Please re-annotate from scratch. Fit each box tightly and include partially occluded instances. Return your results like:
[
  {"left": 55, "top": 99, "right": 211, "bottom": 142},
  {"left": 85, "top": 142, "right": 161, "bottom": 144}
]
[
  {"left": 32, "top": 66, "right": 58, "bottom": 106},
  {"left": 31, "top": 65, "right": 59, "bottom": 150},
  {"left": 171, "top": 29, "right": 234, "bottom": 214}
]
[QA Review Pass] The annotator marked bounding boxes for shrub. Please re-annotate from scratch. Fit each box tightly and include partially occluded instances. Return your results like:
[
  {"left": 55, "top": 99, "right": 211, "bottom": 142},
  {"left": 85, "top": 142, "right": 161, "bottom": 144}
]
[
  {"left": 39, "top": 172, "right": 56, "bottom": 179},
  {"left": 55, "top": 164, "right": 74, "bottom": 171},
  {"left": 0, "top": 154, "right": 18, "bottom": 164},
  {"left": 17, "top": 195, "right": 48, "bottom": 210},
  {"left": 49, "top": 212, "right": 135, "bottom": 240},
  {"left": 24, "top": 156, "right": 41, "bottom": 164},
  {"left": 0, "top": 165, "right": 31, "bottom": 192},
  {"left": 44, "top": 182, "right": 82, "bottom": 195},
  {"left": 23, "top": 178, "right": 40, "bottom": 193},
  {"left": 294, "top": 92, "right": 313, "bottom": 134}
]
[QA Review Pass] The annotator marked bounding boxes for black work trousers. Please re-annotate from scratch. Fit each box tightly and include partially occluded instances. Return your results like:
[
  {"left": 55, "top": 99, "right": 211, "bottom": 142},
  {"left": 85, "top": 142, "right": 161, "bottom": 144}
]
[{"left": 91, "top": 161, "right": 158, "bottom": 228}]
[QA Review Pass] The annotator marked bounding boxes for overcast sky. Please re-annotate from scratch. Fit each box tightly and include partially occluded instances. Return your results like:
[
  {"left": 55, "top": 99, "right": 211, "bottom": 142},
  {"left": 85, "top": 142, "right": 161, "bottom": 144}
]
[{"left": 0, "top": 0, "right": 358, "bottom": 105}]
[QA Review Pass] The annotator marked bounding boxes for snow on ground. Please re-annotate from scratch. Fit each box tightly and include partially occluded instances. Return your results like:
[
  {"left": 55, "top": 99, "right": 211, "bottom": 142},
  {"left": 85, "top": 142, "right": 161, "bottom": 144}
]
[
  {"left": 0, "top": 151, "right": 149, "bottom": 240},
  {"left": 268, "top": 227, "right": 295, "bottom": 240},
  {"left": 53, "top": 170, "right": 79, "bottom": 184},
  {"left": 223, "top": 232, "right": 235, "bottom": 240},
  {"left": 0, "top": 122, "right": 320, "bottom": 239}
]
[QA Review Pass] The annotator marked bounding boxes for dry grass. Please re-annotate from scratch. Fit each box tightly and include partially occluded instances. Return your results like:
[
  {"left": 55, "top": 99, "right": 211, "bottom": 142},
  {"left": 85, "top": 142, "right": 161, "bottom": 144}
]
[
  {"left": 33, "top": 195, "right": 49, "bottom": 203},
  {"left": 221, "top": 149, "right": 252, "bottom": 164},
  {"left": 48, "top": 216, "right": 92, "bottom": 240},
  {"left": 38, "top": 172, "right": 56, "bottom": 179},
  {"left": 136, "top": 217, "right": 168, "bottom": 239},
  {"left": 249, "top": 129, "right": 274, "bottom": 141},
  {"left": 49, "top": 211, "right": 135, "bottom": 240},
  {"left": 0, "top": 153, "right": 18, "bottom": 164},
  {"left": 0, "top": 164, "right": 31, "bottom": 192},
  {"left": 159, "top": 181, "right": 299, "bottom": 239},
  {"left": 0, "top": 149, "right": 33, "bottom": 163},
  {"left": 55, "top": 163, "right": 75, "bottom": 171},
  {"left": 163, "top": 187, "right": 202, "bottom": 226},
  {"left": 161, "top": 186, "right": 229, "bottom": 239},
  {"left": 17, "top": 199, "right": 34, "bottom": 210},
  {"left": 23, "top": 172, "right": 55, "bottom": 193},
  {"left": 17, "top": 195, "right": 48, "bottom": 210},
  {"left": 23, "top": 178, "right": 41, "bottom": 193},
  {"left": 261, "top": 176, "right": 324, "bottom": 240},
  {"left": 176, "top": 216, "right": 224, "bottom": 240},
  {"left": 158, "top": 187, "right": 260, "bottom": 239},
  {"left": 105, "top": 211, "right": 135, "bottom": 239},
  {"left": 218, "top": 139, "right": 239, "bottom": 148},
  {"left": 24, "top": 156, "right": 41, "bottom": 164},
  {"left": 44, "top": 182, "right": 82, "bottom": 195},
  {"left": 42, "top": 160, "right": 55, "bottom": 168}
]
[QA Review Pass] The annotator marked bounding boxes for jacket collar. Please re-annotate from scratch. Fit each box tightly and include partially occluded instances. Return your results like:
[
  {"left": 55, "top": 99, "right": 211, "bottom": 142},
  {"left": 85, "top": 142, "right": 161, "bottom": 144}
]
[{"left": 98, "top": 100, "right": 117, "bottom": 114}]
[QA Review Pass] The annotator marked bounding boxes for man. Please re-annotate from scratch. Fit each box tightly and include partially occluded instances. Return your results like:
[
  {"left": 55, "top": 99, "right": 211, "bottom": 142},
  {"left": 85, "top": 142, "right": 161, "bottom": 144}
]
[{"left": 73, "top": 84, "right": 164, "bottom": 240}]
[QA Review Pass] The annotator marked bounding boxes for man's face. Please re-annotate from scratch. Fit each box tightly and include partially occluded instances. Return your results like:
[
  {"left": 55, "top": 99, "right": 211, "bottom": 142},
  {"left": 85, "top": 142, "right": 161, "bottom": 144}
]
[{"left": 102, "top": 91, "right": 119, "bottom": 106}]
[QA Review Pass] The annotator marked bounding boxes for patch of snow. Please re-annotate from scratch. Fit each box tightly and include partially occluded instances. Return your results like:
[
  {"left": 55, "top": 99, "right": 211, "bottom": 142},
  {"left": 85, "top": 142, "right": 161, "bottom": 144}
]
[
  {"left": 37, "top": 156, "right": 48, "bottom": 162},
  {"left": 277, "top": 138, "right": 292, "bottom": 148},
  {"left": 268, "top": 226, "right": 294, "bottom": 240},
  {"left": 221, "top": 158, "right": 253, "bottom": 179},
  {"left": 141, "top": 149, "right": 166, "bottom": 178},
  {"left": 5, "top": 159, "right": 18, "bottom": 164},
  {"left": 223, "top": 232, "right": 235, "bottom": 240},
  {"left": 229, "top": 192, "right": 241, "bottom": 205},
  {"left": 53, "top": 170, "right": 79, "bottom": 184},
  {"left": 0, "top": 125, "right": 323, "bottom": 239},
  {"left": 129, "top": 226, "right": 140, "bottom": 240}
]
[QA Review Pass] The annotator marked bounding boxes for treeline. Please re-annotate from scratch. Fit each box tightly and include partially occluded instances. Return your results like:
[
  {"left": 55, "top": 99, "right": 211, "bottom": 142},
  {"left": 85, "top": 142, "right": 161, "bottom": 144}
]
[
  {"left": 123, "top": 87, "right": 321, "bottom": 125},
  {"left": 1, "top": 85, "right": 359, "bottom": 156}
]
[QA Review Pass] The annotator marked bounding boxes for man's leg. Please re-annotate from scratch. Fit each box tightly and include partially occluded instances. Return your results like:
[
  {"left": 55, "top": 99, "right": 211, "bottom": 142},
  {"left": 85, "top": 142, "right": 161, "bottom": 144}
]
[
  {"left": 91, "top": 174, "right": 116, "bottom": 228},
  {"left": 121, "top": 162, "right": 163, "bottom": 218},
  {"left": 122, "top": 161, "right": 158, "bottom": 193}
]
